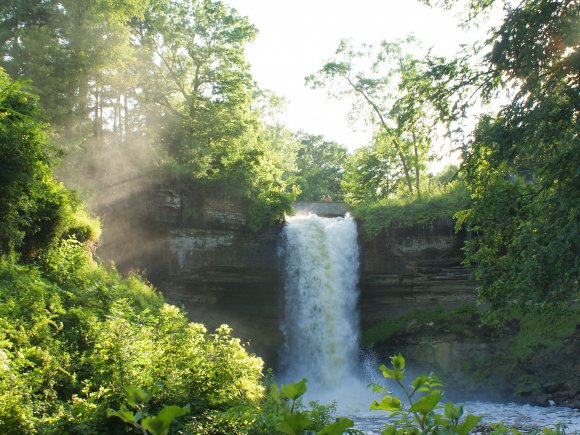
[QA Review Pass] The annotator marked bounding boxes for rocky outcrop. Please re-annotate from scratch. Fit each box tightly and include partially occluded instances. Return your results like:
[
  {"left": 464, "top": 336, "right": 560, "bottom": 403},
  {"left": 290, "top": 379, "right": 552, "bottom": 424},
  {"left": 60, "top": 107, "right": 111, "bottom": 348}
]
[
  {"left": 357, "top": 218, "right": 476, "bottom": 328},
  {"left": 370, "top": 313, "right": 580, "bottom": 409}
]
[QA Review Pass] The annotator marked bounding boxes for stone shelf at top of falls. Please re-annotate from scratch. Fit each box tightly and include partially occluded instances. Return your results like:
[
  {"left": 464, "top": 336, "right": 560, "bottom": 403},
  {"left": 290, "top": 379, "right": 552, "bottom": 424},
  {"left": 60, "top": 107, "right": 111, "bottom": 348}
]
[{"left": 292, "top": 202, "right": 350, "bottom": 218}]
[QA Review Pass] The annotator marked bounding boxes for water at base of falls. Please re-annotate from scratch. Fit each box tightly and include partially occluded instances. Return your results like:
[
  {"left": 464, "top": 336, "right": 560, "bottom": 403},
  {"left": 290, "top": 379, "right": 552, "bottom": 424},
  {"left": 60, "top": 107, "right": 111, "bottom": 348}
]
[{"left": 354, "top": 402, "right": 579, "bottom": 434}]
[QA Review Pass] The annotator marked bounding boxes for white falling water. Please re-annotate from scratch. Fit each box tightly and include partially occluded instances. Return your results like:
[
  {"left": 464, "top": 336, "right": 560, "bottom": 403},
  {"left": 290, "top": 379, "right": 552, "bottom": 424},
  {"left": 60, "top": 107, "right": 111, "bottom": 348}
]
[
  {"left": 278, "top": 213, "right": 580, "bottom": 430},
  {"left": 280, "top": 213, "right": 371, "bottom": 409}
]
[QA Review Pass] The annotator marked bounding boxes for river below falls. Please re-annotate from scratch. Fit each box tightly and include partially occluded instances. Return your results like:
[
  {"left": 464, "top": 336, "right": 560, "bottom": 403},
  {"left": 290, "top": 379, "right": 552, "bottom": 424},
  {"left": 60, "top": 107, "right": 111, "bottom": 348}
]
[{"left": 348, "top": 401, "right": 579, "bottom": 433}]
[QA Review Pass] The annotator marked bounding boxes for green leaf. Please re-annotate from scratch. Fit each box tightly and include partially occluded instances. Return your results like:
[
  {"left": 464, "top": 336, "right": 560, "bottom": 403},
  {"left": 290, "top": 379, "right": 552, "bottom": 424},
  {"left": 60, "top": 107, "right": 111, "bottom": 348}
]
[
  {"left": 379, "top": 364, "right": 405, "bottom": 381},
  {"left": 444, "top": 401, "right": 454, "bottom": 419},
  {"left": 270, "top": 383, "right": 282, "bottom": 404},
  {"left": 370, "top": 395, "right": 402, "bottom": 412},
  {"left": 141, "top": 416, "right": 167, "bottom": 435},
  {"left": 411, "top": 375, "right": 429, "bottom": 391},
  {"left": 456, "top": 414, "right": 481, "bottom": 435},
  {"left": 124, "top": 385, "right": 149, "bottom": 407},
  {"left": 409, "top": 390, "right": 442, "bottom": 415},
  {"left": 275, "top": 412, "right": 311, "bottom": 435},
  {"left": 141, "top": 405, "right": 190, "bottom": 435},
  {"left": 368, "top": 382, "right": 388, "bottom": 393},
  {"left": 390, "top": 354, "right": 405, "bottom": 371},
  {"left": 319, "top": 417, "right": 355, "bottom": 435},
  {"left": 280, "top": 378, "right": 308, "bottom": 400},
  {"left": 107, "top": 407, "right": 134, "bottom": 424},
  {"left": 380, "top": 426, "right": 398, "bottom": 435}
]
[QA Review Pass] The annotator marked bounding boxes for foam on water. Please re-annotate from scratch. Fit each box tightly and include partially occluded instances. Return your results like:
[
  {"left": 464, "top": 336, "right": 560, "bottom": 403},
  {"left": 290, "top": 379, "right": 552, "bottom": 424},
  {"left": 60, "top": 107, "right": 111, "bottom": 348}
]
[{"left": 352, "top": 402, "right": 579, "bottom": 433}]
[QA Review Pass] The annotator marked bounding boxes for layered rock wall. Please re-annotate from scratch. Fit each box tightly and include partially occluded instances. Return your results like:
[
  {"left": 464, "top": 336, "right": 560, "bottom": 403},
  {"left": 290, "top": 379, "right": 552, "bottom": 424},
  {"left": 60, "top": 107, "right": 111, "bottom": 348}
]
[
  {"left": 97, "top": 188, "right": 476, "bottom": 366},
  {"left": 357, "top": 218, "right": 476, "bottom": 328}
]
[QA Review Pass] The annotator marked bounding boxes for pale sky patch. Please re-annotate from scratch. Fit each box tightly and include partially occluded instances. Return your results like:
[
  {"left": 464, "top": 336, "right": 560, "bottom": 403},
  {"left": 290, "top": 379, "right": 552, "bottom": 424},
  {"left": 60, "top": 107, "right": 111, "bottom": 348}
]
[{"left": 227, "top": 0, "right": 499, "bottom": 171}]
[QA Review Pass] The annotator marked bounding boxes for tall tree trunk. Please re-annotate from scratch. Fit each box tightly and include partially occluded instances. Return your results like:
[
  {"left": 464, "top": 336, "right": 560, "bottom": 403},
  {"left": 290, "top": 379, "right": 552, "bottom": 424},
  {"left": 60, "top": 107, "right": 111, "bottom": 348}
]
[
  {"left": 412, "top": 130, "right": 420, "bottom": 198},
  {"left": 124, "top": 93, "right": 129, "bottom": 140},
  {"left": 346, "top": 76, "right": 414, "bottom": 195}
]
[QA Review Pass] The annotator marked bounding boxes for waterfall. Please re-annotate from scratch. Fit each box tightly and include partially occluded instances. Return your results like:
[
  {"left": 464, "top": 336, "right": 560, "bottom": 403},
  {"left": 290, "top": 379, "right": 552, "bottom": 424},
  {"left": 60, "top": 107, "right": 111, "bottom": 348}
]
[{"left": 280, "top": 213, "right": 369, "bottom": 407}]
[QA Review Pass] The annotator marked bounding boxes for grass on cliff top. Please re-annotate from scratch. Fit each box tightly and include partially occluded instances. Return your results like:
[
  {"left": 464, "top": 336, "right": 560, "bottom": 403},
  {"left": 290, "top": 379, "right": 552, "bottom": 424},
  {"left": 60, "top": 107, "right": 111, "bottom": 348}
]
[{"left": 352, "top": 181, "right": 470, "bottom": 236}]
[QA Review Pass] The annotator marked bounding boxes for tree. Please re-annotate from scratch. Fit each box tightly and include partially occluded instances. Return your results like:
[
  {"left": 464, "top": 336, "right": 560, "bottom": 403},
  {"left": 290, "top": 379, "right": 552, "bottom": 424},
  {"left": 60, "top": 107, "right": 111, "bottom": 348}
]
[
  {"left": 0, "top": 0, "right": 146, "bottom": 141},
  {"left": 135, "top": 0, "right": 258, "bottom": 171},
  {"left": 341, "top": 133, "right": 403, "bottom": 205},
  {"left": 294, "top": 133, "right": 347, "bottom": 202},
  {"left": 0, "top": 69, "right": 82, "bottom": 258},
  {"left": 307, "top": 38, "right": 452, "bottom": 198},
  {"left": 427, "top": 0, "right": 579, "bottom": 313}
]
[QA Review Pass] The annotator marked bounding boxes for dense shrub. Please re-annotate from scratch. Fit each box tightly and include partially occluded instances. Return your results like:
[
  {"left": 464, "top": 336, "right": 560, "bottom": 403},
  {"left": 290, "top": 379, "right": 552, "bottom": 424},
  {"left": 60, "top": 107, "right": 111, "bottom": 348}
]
[{"left": 0, "top": 254, "right": 264, "bottom": 433}]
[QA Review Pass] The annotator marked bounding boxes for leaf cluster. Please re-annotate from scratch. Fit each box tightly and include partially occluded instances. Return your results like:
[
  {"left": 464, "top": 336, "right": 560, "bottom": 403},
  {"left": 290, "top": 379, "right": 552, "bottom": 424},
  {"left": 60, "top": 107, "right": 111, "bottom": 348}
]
[{"left": 370, "top": 354, "right": 481, "bottom": 435}]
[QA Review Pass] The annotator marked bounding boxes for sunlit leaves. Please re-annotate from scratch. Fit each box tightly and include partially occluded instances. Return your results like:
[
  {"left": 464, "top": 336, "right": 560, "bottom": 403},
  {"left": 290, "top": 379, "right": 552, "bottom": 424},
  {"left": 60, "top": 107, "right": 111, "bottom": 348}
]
[
  {"left": 371, "top": 354, "right": 479, "bottom": 434},
  {"left": 370, "top": 395, "right": 403, "bottom": 412},
  {"left": 280, "top": 378, "right": 308, "bottom": 401}
]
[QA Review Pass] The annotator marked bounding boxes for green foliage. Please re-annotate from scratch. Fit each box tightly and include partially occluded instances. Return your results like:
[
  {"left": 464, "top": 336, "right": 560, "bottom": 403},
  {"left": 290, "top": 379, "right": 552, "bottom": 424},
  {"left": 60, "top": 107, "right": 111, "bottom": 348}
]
[
  {"left": 0, "top": 69, "right": 101, "bottom": 259},
  {"left": 353, "top": 178, "right": 470, "bottom": 236},
  {"left": 362, "top": 305, "right": 478, "bottom": 346},
  {"left": 223, "top": 378, "right": 361, "bottom": 434},
  {"left": 341, "top": 137, "right": 404, "bottom": 204},
  {"left": 308, "top": 37, "right": 457, "bottom": 198},
  {"left": 488, "top": 421, "right": 569, "bottom": 435},
  {"left": 293, "top": 133, "right": 348, "bottom": 202},
  {"left": 0, "top": 251, "right": 264, "bottom": 433},
  {"left": 107, "top": 384, "right": 190, "bottom": 435},
  {"left": 370, "top": 354, "right": 481, "bottom": 434},
  {"left": 424, "top": 0, "right": 580, "bottom": 313}
]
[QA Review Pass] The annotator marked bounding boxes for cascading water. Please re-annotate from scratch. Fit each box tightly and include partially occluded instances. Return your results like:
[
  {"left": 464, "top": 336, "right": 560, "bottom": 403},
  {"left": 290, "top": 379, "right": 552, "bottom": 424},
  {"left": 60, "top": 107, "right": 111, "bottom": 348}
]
[
  {"left": 279, "top": 213, "right": 371, "bottom": 409},
  {"left": 279, "top": 212, "right": 579, "bottom": 432}
]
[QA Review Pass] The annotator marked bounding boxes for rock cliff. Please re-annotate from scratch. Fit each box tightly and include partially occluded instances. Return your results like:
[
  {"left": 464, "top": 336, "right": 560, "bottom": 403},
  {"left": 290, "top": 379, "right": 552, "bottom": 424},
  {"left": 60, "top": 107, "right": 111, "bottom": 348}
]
[
  {"left": 357, "top": 217, "right": 476, "bottom": 328},
  {"left": 95, "top": 185, "right": 476, "bottom": 367}
]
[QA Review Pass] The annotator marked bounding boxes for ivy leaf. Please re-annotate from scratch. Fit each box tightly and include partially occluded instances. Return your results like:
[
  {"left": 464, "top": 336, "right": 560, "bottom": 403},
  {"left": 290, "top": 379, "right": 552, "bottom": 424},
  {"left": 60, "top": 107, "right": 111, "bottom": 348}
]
[
  {"left": 280, "top": 378, "right": 308, "bottom": 400},
  {"left": 275, "top": 412, "right": 311, "bottom": 435}
]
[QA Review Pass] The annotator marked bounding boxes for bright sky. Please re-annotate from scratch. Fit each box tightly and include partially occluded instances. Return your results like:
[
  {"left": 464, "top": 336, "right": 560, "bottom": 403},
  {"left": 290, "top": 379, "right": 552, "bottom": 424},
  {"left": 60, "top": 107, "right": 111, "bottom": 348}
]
[{"left": 227, "top": 0, "right": 494, "bottom": 169}]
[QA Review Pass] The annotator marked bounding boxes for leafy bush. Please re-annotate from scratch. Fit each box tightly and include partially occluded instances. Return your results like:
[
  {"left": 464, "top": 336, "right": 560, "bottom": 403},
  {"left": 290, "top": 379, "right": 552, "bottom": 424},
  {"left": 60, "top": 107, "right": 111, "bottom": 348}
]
[
  {"left": 0, "top": 253, "right": 264, "bottom": 433},
  {"left": 370, "top": 354, "right": 481, "bottom": 434},
  {"left": 222, "top": 377, "right": 359, "bottom": 435}
]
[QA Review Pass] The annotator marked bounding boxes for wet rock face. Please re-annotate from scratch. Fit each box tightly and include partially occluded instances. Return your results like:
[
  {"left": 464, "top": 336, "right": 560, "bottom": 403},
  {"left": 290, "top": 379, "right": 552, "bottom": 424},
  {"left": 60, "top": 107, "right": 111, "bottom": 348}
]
[
  {"left": 358, "top": 218, "right": 477, "bottom": 327},
  {"left": 153, "top": 186, "right": 283, "bottom": 366}
]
